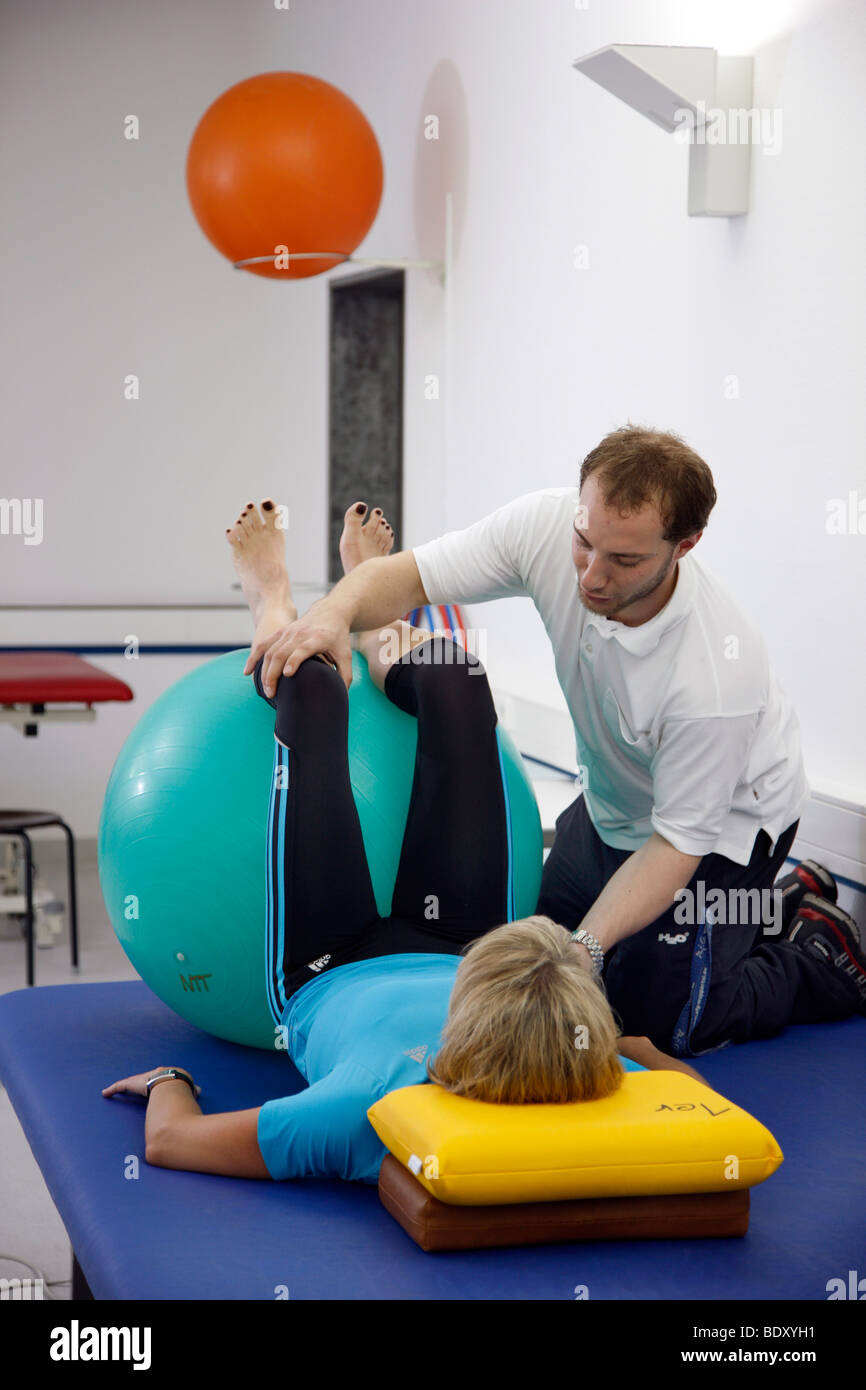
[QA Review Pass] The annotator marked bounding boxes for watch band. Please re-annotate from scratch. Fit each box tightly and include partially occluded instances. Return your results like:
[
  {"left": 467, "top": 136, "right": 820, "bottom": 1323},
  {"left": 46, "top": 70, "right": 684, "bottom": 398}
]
[
  {"left": 146, "top": 1068, "right": 197, "bottom": 1098},
  {"left": 571, "top": 927, "right": 605, "bottom": 975}
]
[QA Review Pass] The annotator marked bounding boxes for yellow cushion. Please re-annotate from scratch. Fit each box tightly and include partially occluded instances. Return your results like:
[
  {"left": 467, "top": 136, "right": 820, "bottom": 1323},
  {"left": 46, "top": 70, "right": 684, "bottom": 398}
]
[{"left": 367, "top": 1071, "right": 783, "bottom": 1206}]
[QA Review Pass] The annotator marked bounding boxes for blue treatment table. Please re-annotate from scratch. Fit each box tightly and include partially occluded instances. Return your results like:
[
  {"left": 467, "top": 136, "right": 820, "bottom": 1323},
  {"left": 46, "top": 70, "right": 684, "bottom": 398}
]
[{"left": 0, "top": 980, "right": 862, "bottom": 1301}]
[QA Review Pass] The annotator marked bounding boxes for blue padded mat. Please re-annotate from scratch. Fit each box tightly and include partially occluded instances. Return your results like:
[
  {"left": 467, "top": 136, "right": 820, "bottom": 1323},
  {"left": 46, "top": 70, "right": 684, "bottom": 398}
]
[{"left": 0, "top": 980, "right": 863, "bottom": 1300}]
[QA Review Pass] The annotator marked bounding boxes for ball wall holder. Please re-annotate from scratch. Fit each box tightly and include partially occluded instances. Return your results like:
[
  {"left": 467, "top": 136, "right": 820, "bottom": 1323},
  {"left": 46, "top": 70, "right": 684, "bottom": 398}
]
[
  {"left": 229, "top": 191, "right": 453, "bottom": 287},
  {"left": 233, "top": 250, "right": 446, "bottom": 285}
]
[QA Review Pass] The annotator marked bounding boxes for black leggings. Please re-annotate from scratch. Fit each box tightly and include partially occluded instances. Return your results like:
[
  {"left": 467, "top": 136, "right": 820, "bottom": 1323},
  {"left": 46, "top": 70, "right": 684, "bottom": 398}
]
[{"left": 254, "top": 636, "right": 515, "bottom": 1023}]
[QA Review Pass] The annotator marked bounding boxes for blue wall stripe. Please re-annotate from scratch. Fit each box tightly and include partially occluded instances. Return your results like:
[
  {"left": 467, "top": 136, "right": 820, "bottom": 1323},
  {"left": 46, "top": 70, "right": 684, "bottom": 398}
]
[
  {"left": 520, "top": 758, "right": 866, "bottom": 896},
  {"left": 0, "top": 645, "right": 244, "bottom": 656}
]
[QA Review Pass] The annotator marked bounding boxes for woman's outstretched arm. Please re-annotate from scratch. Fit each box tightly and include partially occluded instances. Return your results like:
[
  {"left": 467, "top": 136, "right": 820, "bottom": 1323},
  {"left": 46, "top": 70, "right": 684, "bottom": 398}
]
[{"left": 102, "top": 1067, "right": 270, "bottom": 1179}]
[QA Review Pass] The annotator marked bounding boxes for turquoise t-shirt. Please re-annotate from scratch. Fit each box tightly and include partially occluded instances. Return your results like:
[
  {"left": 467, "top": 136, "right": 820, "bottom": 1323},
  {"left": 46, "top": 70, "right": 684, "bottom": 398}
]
[{"left": 257, "top": 952, "right": 645, "bottom": 1185}]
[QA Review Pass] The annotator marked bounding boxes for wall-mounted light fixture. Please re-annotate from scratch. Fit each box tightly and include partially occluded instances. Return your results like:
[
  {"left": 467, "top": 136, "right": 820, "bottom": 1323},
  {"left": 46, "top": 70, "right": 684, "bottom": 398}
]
[{"left": 573, "top": 45, "right": 754, "bottom": 216}]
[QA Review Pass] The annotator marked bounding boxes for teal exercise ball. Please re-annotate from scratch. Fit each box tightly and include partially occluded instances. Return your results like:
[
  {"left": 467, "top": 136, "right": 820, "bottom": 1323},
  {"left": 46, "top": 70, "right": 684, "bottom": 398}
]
[{"left": 98, "top": 649, "right": 543, "bottom": 1049}]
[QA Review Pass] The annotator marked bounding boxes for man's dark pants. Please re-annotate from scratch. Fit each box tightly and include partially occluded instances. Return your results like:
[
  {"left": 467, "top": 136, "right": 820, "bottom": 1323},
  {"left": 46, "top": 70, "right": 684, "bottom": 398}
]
[{"left": 537, "top": 796, "right": 860, "bottom": 1056}]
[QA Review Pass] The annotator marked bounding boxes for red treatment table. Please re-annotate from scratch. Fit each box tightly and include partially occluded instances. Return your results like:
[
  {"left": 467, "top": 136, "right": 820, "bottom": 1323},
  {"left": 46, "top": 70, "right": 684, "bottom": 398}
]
[
  {"left": 0, "top": 651, "right": 134, "bottom": 736},
  {"left": 0, "top": 651, "right": 134, "bottom": 984}
]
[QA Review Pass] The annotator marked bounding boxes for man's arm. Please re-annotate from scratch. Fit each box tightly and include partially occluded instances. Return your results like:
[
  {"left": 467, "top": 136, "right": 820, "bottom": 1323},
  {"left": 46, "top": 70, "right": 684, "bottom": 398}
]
[
  {"left": 618, "top": 1035, "right": 708, "bottom": 1086},
  {"left": 569, "top": 713, "right": 762, "bottom": 967},
  {"left": 574, "top": 831, "right": 702, "bottom": 960},
  {"left": 244, "top": 550, "right": 429, "bottom": 694},
  {"left": 245, "top": 489, "right": 537, "bottom": 693},
  {"left": 573, "top": 709, "right": 767, "bottom": 969}
]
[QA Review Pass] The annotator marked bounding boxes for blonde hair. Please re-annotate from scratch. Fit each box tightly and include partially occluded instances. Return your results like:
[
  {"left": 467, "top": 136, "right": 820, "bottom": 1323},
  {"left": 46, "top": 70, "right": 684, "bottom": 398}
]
[{"left": 426, "top": 915, "right": 624, "bottom": 1104}]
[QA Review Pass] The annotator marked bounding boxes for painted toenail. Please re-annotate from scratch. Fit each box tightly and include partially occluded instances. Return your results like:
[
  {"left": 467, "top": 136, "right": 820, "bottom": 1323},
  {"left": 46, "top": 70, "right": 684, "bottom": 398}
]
[
  {"left": 355, "top": 503, "right": 366, "bottom": 514},
  {"left": 263, "top": 501, "right": 273, "bottom": 511}
]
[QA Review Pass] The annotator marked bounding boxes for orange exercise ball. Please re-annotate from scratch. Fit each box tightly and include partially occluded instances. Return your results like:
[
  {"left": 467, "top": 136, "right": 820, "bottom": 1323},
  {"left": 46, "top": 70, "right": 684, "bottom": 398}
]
[{"left": 186, "top": 72, "right": 384, "bottom": 280}]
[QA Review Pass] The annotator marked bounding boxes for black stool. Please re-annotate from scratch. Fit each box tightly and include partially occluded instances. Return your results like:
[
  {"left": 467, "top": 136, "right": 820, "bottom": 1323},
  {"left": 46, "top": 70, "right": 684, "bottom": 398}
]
[{"left": 0, "top": 811, "right": 79, "bottom": 986}]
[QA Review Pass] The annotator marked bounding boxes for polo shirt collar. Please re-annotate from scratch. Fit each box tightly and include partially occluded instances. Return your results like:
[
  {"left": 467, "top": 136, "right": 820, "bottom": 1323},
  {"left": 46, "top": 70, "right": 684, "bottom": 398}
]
[{"left": 585, "top": 553, "right": 696, "bottom": 654}]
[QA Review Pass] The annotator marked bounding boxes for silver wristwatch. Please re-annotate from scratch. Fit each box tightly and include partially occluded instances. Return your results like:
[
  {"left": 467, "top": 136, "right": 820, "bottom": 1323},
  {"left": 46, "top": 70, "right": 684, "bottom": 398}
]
[{"left": 571, "top": 927, "right": 605, "bottom": 975}]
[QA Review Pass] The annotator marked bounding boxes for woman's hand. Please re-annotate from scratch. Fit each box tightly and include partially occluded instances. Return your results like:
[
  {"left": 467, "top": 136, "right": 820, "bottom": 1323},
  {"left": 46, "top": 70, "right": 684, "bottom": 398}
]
[
  {"left": 243, "top": 603, "right": 354, "bottom": 694},
  {"left": 102, "top": 1067, "right": 201, "bottom": 1100}
]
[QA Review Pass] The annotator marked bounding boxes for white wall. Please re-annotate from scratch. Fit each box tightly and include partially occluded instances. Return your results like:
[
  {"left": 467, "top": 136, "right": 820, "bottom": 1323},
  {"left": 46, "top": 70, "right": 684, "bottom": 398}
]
[{"left": 2, "top": 0, "right": 864, "bottom": 837}]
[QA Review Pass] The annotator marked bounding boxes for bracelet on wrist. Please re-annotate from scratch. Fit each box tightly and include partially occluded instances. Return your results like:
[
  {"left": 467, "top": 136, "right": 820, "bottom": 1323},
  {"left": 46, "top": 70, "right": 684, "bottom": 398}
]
[
  {"left": 145, "top": 1068, "right": 197, "bottom": 1099},
  {"left": 570, "top": 927, "right": 605, "bottom": 975}
]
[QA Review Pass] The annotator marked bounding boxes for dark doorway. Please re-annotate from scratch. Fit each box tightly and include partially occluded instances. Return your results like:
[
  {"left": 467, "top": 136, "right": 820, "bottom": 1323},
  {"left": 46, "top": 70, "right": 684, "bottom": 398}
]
[{"left": 328, "top": 270, "right": 405, "bottom": 584}]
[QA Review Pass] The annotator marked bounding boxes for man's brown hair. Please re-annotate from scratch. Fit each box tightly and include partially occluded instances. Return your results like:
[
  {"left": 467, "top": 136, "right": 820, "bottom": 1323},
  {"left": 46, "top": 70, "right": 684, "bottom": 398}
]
[{"left": 579, "top": 425, "right": 717, "bottom": 544}]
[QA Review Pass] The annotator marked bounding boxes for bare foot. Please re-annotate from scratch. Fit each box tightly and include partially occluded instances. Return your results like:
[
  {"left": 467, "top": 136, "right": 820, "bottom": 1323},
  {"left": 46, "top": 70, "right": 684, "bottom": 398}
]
[
  {"left": 337, "top": 501, "right": 425, "bottom": 686},
  {"left": 339, "top": 501, "right": 395, "bottom": 574},
  {"left": 226, "top": 500, "right": 297, "bottom": 640}
]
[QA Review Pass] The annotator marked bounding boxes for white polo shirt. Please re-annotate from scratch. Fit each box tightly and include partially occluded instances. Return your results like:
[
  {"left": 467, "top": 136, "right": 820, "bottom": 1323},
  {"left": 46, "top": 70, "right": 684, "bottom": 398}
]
[{"left": 412, "top": 487, "right": 809, "bottom": 866}]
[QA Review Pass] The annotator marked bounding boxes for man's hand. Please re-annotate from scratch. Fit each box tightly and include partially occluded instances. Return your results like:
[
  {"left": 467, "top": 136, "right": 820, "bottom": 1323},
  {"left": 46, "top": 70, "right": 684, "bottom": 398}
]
[
  {"left": 243, "top": 551, "right": 429, "bottom": 695},
  {"left": 244, "top": 602, "right": 354, "bottom": 695}
]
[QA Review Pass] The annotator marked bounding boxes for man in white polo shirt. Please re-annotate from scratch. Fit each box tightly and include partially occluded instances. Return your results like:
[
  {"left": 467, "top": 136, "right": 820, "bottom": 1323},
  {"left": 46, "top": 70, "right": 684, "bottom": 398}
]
[{"left": 248, "top": 426, "right": 866, "bottom": 1054}]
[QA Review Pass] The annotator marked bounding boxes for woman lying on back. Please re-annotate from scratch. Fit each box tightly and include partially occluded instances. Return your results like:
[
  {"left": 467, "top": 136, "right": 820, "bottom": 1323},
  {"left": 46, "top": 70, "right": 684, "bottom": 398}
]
[{"left": 103, "top": 499, "right": 705, "bottom": 1183}]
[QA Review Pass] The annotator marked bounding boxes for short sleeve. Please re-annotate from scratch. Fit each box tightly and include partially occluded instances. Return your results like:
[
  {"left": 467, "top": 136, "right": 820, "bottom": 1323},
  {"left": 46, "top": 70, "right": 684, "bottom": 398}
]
[
  {"left": 412, "top": 493, "right": 539, "bottom": 605},
  {"left": 257, "top": 1061, "right": 387, "bottom": 1185},
  {"left": 650, "top": 713, "right": 760, "bottom": 856}
]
